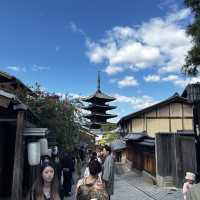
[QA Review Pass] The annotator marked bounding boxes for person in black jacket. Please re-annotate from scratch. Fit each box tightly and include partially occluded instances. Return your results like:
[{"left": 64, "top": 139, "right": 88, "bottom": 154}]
[{"left": 61, "top": 151, "right": 75, "bottom": 197}]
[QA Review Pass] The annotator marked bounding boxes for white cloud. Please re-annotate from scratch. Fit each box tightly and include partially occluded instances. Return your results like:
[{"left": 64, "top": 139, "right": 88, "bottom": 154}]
[
  {"left": 32, "top": 65, "right": 50, "bottom": 71},
  {"left": 86, "top": 8, "right": 192, "bottom": 76},
  {"left": 68, "top": 92, "right": 82, "bottom": 99},
  {"left": 105, "top": 65, "right": 124, "bottom": 75},
  {"left": 143, "top": 73, "right": 200, "bottom": 88},
  {"left": 109, "top": 42, "right": 161, "bottom": 68},
  {"left": 118, "top": 76, "right": 138, "bottom": 88},
  {"left": 7, "top": 66, "right": 26, "bottom": 72},
  {"left": 166, "top": 8, "right": 191, "bottom": 22},
  {"left": 114, "top": 94, "right": 158, "bottom": 110},
  {"left": 162, "top": 74, "right": 190, "bottom": 87},
  {"left": 144, "top": 74, "right": 160, "bottom": 82}
]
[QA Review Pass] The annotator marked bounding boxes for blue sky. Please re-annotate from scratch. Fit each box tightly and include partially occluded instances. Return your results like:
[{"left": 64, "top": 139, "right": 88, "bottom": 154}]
[{"left": 0, "top": 0, "right": 198, "bottom": 122}]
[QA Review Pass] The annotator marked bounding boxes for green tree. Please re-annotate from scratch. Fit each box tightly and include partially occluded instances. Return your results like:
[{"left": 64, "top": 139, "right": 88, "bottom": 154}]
[
  {"left": 98, "top": 131, "right": 119, "bottom": 145},
  {"left": 21, "top": 83, "right": 83, "bottom": 150},
  {"left": 182, "top": 0, "right": 200, "bottom": 76}
]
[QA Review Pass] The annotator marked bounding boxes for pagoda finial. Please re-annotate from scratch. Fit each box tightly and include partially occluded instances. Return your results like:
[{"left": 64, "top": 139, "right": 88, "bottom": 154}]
[{"left": 97, "top": 71, "right": 101, "bottom": 91}]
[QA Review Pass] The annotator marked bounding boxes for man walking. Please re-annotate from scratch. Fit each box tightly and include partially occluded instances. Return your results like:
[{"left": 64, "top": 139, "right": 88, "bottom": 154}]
[{"left": 102, "top": 145, "right": 114, "bottom": 200}]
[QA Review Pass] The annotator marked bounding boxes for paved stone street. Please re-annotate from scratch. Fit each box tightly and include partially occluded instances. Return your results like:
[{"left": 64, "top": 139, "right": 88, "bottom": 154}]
[
  {"left": 65, "top": 169, "right": 183, "bottom": 200},
  {"left": 113, "top": 171, "right": 182, "bottom": 200}
]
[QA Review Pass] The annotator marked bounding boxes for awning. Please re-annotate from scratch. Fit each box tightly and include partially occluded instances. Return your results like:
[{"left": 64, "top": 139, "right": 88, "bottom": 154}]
[
  {"left": 111, "top": 139, "right": 126, "bottom": 151},
  {"left": 138, "top": 139, "right": 155, "bottom": 147},
  {"left": 124, "top": 133, "right": 146, "bottom": 141}
]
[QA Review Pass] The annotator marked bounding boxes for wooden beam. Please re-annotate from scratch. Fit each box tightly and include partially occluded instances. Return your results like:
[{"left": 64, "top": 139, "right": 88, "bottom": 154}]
[
  {"left": 0, "top": 96, "right": 11, "bottom": 108},
  {"left": 0, "top": 118, "right": 16, "bottom": 122},
  {"left": 129, "top": 116, "right": 193, "bottom": 119},
  {"left": 169, "top": 104, "right": 171, "bottom": 132},
  {"left": 11, "top": 110, "right": 25, "bottom": 200}
]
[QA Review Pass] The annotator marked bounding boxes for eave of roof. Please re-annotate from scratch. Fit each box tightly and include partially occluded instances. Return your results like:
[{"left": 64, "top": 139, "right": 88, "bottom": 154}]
[
  {"left": 124, "top": 132, "right": 147, "bottom": 141},
  {"left": 83, "top": 104, "right": 116, "bottom": 110},
  {"left": 85, "top": 113, "right": 117, "bottom": 119},
  {"left": 111, "top": 139, "right": 126, "bottom": 151},
  {"left": 0, "top": 71, "right": 34, "bottom": 95},
  {"left": 138, "top": 139, "right": 155, "bottom": 147},
  {"left": 0, "top": 89, "right": 39, "bottom": 122},
  {"left": 82, "top": 90, "right": 116, "bottom": 102},
  {"left": 118, "top": 94, "right": 191, "bottom": 124}
]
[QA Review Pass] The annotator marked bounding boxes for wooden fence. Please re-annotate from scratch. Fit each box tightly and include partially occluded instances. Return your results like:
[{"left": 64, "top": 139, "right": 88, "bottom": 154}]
[{"left": 156, "top": 133, "right": 196, "bottom": 187}]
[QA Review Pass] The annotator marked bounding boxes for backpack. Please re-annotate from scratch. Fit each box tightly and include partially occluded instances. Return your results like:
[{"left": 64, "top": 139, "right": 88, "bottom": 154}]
[{"left": 76, "top": 178, "right": 108, "bottom": 200}]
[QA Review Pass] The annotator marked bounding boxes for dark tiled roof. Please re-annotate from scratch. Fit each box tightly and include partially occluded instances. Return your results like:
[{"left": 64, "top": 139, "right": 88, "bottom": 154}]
[
  {"left": 83, "top": 104, "right": 116, "bottom": 110},
  {"left": 111, "top": 139, "right": 126, "bottom": 151},
  {"left": 118, "top": 94, "right": 191, "bottom": 124},
  {"left": 138, "top": 139, "right": 155, "bottom": 147},
  {"left": 85, "top": 113, "right": 117, "bottom": 119},
  {"left": 0, "top": 71, "right": 33, "bottom": 94},
  {"left": 124, "top": 132, "right": 147, "bottom": 141},
  {"left": 83, "top": 90, "right": 116, "bottom": 102}
]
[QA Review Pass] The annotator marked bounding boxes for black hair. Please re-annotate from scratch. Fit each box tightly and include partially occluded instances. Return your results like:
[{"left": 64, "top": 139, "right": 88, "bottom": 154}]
[
  {"left": 40, "top": 161, "right": 55, "bottom": 173},
  {"left": 88, "top": 159, "right": 102, "bottom": 176},
  {"left": 104, "top": 145, "right": 112, "bottom": 154}
]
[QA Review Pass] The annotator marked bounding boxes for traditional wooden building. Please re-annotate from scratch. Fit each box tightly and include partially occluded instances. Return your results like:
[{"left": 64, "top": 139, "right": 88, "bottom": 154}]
[
  {"left": 118, "top": 93, "right": 193, "bottom": 137},
  {"left": 83, "top": 72, "right": 117, "bottom": 129},
  {"left": 0, "top": 71, "right": 50, "bottom": 200},
  {"left": 0, "top": 71, "right": 34, "bottom": 96},
  {"left": 118, "top": 92, "right": 193, "bottom": 176}
]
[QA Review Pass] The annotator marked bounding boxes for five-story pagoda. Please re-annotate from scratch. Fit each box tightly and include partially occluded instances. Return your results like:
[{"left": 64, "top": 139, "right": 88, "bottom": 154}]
[{"left": 83, "top": 72, "right": 117, "bottom": 129}]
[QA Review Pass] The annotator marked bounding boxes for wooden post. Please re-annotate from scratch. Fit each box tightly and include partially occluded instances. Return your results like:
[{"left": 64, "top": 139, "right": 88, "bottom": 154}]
[{"left": 11, "top": 110, "right": 25, "bottom": 200}]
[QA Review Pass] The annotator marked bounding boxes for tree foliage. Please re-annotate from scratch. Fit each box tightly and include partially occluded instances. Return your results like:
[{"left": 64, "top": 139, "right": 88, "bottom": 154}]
[
  {"left": 21, "top": 83, "right": 83, "bottom": 150},
  {"left": 183, "top": 0, "right": 200, "bottom": 76},
  {"left": 98, "top": 131, "right": 119, "bottom": 145}
]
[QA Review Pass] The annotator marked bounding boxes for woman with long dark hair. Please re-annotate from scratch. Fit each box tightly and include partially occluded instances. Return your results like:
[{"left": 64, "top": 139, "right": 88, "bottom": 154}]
[{"left": 27, "top": 162, "right": 61, "bottom": 200}]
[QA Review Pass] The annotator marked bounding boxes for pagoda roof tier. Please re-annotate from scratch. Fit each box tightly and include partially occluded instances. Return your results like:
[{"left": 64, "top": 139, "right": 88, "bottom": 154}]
[
  {"left": 85, "top": 113, "right": 117, "bottom": 119},
  {"left": 83, "top": 90, "right": 116, "bottom": 103},
  {"left": 90, "top": 123, "right": 102, "bottom": 129},
  {"left": 83, "top": 104, "right": 116, "bottom": 111}
]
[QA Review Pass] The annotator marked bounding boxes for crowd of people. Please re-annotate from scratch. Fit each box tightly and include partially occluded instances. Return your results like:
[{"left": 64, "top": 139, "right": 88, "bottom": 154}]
[
  {"left": 25, "top": 143, "right": 200, "bottom": 200},
  {"left": 25, "top": 145, "right": 115, "bottom": 200},
  {"left": 76, "top": 145, "right": 115, "bottom": 200}
]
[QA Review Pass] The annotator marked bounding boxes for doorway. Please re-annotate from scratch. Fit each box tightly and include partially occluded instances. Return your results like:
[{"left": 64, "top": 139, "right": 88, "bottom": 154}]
[{"left": 0, "top": 122, "right": 16, "bottom": 198}]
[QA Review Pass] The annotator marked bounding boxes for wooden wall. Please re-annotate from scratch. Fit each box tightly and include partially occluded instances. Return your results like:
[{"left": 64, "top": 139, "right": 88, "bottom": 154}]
[
  {"left": 126, "top": 141, "right": 155, "bottom": 176},
  {"left": 156, "top": 133, "right": 196, "bottom": 187},
  {"left": 122, "top": 102, "right": 193, "bottom": 137}
]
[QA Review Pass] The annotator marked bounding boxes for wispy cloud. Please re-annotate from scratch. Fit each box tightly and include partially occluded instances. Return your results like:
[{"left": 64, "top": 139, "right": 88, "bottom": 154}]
[
  {"left": 32, "top": 65, "right": 50, "bottom": 71},
  {"left": 7, "top": 66, "right": 26, "bottom": 72},
  {"left": 144, "top": 73, "right": 200, "bottom": 88},
  {"left": 114, "top": 94, "right": 158, "bottom": 111},
  {"left": 69, "top": 21, "right": 87, "bottom": 38},
  {"left": 118, "top": 76, "right": 138, "bottom": 88},
  {"left": 105, "top": 65, "right": 124, "bottom": 75},
  {"left": 144, "top": 74, "right": 161, "bottom": 82}
]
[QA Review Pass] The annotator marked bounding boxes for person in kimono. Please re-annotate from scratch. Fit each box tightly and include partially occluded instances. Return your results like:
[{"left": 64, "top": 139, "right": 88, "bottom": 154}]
[{"left": 102, "top": 145, "right": 114, "bottom": 200}]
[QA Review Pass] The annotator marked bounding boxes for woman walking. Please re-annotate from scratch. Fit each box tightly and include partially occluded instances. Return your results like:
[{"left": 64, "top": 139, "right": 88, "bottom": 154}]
[
  {"left": 76, "top": 159, "right": 108, "bottom": 200},
  {"left": 26, "top": 161, "right": 61, "bottom": 200}
]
